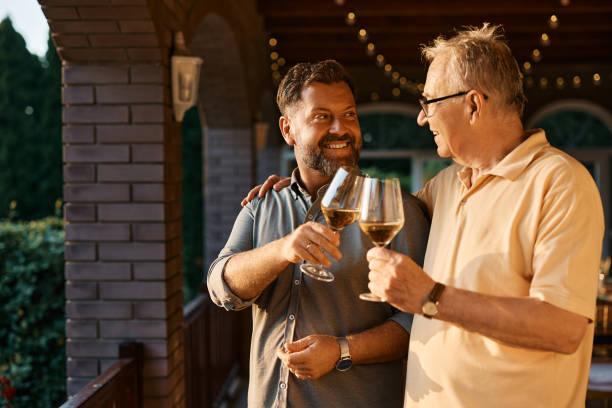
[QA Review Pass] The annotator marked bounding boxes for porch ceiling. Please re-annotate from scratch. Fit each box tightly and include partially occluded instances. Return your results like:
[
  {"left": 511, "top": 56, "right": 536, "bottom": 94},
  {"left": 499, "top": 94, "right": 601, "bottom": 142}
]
[{"left": 257, "top": 0, "right": 612, "bottom": 101}]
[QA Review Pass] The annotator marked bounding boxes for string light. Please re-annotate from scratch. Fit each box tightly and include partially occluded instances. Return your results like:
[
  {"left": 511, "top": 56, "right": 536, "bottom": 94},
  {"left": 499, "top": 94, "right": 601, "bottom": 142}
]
[
  {"left": 334, "top": 0, "right": 345, "bottom": 5},
  {"left": 560, "top": 0, "right": 570, "bottom": 6},
  {"left": 277, "top": 57, "right": 286, "bottom": 66},
  {"left": 572, "top": 75, "right": 581, "bottom": 88},
  {"left": 370, "top": 92, "right": 380, "bottom": 102},
  {"left": 345, "top": 11, "right": 356, "bottom": 26},
  {"left": 524, "top": 77, "right": 535, "bottom": 88},
  {"left": 540, "top": 33, "right": 551, "bottom": 47},
  {"left": 392, "top": 87, "right": 401, "bottom": 97},
  {"left": 270, "top": 51, "right": 279, "bottom": 60},
  {"left": 555, "top": 77, "right": 565, "bottom": 89},
  {"left": 593, "top": 73, "right": 602, "bottom": 86},
  {"left": 270, "top": 62, "right": 279, "bottom": 71},
  {"left": 268, "top": 38, "right": 277, "bottom": 47},
  {"left": 384, "top": 64, "right": 393, "bottom": 75},
  {"left": 366, "top": 42, "right": 376, "bottom": 57},
  {"left": 523, "top": 61, "right": 533, "bottom": 74},
  {"left": 358, "top": 28, "right": 368, "bottom": 42},
  {"left": 549, "top": 15, "right": 559, "bottom": 29},
  {"left": 392, "top": 71, "right": 400, "bottom": 83},
  {"left": 376, "top": 54, "right": 385, "bottom": 67},
  {"left": 531, "top": 49, "right": 542, "bottom": 63},
  {"left": 539, "top": 77, "right": 549, "bottom": 89}
]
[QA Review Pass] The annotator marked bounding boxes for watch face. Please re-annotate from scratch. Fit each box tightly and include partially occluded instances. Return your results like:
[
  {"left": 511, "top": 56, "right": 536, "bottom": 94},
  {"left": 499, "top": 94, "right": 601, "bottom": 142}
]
[
  {"left": 422, "top": 301, "right": 438, "bottom": 317},
  {"left": 336, "top": 359, "right": 353, "bottom": 372}
]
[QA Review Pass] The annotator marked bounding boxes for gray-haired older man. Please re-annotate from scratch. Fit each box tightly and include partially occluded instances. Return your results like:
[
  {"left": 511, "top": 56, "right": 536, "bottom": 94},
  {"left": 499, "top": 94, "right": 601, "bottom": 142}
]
[
  {"left": 366, "top": 24, "right": 603, "bottom": 407},
  {"left": 208, "top": 60, "right": 429, "bottom": 408}
]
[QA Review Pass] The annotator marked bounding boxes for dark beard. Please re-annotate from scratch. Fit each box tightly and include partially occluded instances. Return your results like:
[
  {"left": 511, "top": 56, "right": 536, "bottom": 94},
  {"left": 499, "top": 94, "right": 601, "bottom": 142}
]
[{"left": 296, "top": 136, "right": 360, "bottom": 177}]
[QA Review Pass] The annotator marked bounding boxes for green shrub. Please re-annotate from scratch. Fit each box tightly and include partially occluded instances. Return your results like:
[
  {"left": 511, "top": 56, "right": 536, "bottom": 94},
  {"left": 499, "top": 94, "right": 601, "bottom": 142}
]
[{"left": 0, "top": 217, "right": 65, "bottom": 408}]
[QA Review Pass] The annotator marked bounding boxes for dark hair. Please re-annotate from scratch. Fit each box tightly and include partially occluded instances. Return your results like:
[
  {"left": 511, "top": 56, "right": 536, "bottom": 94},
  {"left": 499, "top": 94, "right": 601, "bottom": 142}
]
[{"left": 276, "top": 59, "right": 356, "bottom": 115}]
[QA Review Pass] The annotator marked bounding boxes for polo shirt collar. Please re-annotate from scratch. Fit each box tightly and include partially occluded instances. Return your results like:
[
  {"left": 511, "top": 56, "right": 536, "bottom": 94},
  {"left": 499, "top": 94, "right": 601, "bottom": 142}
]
[
  {"left": 459, "top": 129, "right": 549, "bottom": 183},
  {"left": 289, "top": 168, "right": 328, "bottom": 203}
]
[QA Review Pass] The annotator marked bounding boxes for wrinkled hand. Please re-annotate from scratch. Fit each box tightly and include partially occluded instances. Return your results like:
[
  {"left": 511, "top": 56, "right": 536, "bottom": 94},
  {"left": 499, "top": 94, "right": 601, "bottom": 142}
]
[
  {"left": 281, "top": 222, "right": 341, "bottom": 267},
  {"left": 241, "top": 175, "right": 292, "bottom": 207},
  {"left": 366, "top": 247, "right": 434, "bottom": 313},
  {"left": 277, "top": 335, "right": 340, "bottom": 380}
]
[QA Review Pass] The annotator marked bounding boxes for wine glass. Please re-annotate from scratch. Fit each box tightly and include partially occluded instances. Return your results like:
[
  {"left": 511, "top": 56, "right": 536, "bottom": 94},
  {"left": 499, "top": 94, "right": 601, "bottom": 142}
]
[
  {"left": 300, "top": 166, "right": 364, "bottom": 282},
  {"left": 358, "top": 177, "right": 404, "bottom": 301}
]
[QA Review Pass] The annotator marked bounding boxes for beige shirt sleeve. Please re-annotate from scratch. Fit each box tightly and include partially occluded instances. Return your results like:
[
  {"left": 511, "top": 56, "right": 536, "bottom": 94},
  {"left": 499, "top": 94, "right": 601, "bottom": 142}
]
[{"left": 529, "top": 158, "right": 604, "bottom": 320}]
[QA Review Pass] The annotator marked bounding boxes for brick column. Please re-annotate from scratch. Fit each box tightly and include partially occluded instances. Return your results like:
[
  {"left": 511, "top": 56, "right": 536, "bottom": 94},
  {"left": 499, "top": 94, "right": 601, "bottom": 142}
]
[
  {"left": 62, "top": 62, "right": 185, "bottom": 407},
  {"left": 204, "top": 127, "right": 254, "bottom": 265}
]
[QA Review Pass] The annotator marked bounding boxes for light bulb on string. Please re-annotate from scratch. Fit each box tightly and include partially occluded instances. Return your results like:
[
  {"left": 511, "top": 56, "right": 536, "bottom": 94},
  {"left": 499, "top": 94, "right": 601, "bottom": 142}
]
[
  {"left": 540, "top": 33, "right": 551, "bottom": 47},
  {"left": 376, "top": 54, "right": 385, "bottom": 67},
  {"left": 370, "top": 92, "right": 380, "bottom": 102},
  {"left": 270, "top": 62, "right": 279, "bottom": 71},
  {"left": 334, "top": 0, "right": 345, "bottom": 5},
  {"left": 572, "top": 75, "right": 581, "bottom": 88},
  {"left": 358, "top": 28, "right": 368, "bottom": 42},
  {"left": 366, "top": 42, "right": 376, "bottom": 57},
  {"left": 531, "top": 49, "right": 542, "bottom": 63},
  {"left": 523, "top": 61, "right": 533, "bottom": 74},
  {"left": 560, "top": 0, "right": 570, "bottom": 6},
  {"left": 392, "top": 71, "right": 400, "bottom": 83},
  {"left": 269, "top": 38, "right": 278, "bottom": 48},
  {"left": 555, "top": 77, "right": 565, "bottom": 89},
  {"left": 392, "top": 87, "right": 401, "bottom": 98},
  {"left": 417, "top": 83, "right": 424, "bottom": 93},
  {"left": 384, "top": 64, "right": 393, "bottom": 75},
  {"left": 593, "top": 73, "right": 602, "bottom": 86},
  {"left": 277, "top": 57, "right": 286, "bottom": 66},
  {"left": 549, "top": 15, "right": 559, "bottom": 29},
  {"left": 539, "top": 77, "right": 549, "bottom": 89},
  {"left": 345, "top": 12, "right": 356, "bottom": 26},
  {"left": 270, "top": 51, "right": 279, "bottom": 60},
  {"left": 524, "top": 77, "right": 534, "bottom": 89},
  {"left": 399, "top": 77, "right": 407, "bottom": 86}
]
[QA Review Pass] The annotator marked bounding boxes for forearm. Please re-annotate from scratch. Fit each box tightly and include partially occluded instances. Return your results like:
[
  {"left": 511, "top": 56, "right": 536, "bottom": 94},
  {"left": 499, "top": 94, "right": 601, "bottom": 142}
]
[
  {"left": 223, "top": 239, "right": 290, "bottom": 300},
  {"left": 346, "top": 320, "right": 409, "bottom": 365},
  {"left": 436, "top": 286, "right": 589, "bottom": 354}
]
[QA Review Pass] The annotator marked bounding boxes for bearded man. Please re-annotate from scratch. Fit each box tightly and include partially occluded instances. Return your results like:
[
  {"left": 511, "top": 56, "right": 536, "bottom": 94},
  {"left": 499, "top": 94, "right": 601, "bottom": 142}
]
[{"left": 207, "top": 60, "right": 429, "bottom": 408}]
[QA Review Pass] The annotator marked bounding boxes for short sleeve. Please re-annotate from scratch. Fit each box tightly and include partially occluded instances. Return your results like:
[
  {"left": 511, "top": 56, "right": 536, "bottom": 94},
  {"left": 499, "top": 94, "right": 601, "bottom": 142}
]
[{"left": 530, "top": 161, "right": 604, "bottom": 320}]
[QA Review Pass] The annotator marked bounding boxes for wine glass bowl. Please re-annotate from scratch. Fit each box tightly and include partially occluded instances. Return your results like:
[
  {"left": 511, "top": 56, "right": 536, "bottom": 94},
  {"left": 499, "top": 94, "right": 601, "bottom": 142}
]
[
  {"left": 358, "top": 177, "right": 404, "bottom": 301},
  {"left": 300, "top": 166, "right": 364, "bottom": 282}
]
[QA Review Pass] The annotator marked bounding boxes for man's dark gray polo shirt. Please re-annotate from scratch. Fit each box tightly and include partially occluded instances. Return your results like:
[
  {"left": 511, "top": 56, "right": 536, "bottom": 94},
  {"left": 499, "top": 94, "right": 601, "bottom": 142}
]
[{"left": 207, "top": 170, "right": 429, "bottom": 408}]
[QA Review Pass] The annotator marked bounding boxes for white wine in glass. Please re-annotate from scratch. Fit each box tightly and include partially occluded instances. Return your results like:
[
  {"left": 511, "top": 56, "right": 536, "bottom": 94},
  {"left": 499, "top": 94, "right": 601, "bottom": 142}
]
[
  {"left": 358, "top": 177, "right": 404, "bottom": 301},
  {"left": 300, "top": 166, "right": 364, "bottom": 282}
]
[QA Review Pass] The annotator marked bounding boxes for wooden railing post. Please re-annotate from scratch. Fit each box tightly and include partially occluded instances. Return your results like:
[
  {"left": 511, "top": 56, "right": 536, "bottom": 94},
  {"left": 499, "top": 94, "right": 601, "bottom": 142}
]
[{"left": 119, "top": 342, "right": 144, "bottom": 408}]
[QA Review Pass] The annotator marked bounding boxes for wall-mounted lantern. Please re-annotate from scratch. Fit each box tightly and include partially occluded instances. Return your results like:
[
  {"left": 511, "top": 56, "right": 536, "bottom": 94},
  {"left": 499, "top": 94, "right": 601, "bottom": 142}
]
[{"left": 171, "top": 32, "right": 203, "bottom": 122}]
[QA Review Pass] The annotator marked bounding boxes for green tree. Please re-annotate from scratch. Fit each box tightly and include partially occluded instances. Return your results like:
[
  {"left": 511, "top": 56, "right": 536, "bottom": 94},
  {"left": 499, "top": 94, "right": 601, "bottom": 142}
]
[{"left": 0, "top": 17, "right": 62, "bottom": 220}]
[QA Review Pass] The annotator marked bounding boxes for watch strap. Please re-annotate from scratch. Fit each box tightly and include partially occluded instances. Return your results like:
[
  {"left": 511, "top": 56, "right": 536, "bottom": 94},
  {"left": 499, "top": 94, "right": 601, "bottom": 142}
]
[
  {"left": 337, "top": 337, "right": 350, "bottom": 359},
  {"left": 429, "top": 282, "right": 446, "bottom": 303}
]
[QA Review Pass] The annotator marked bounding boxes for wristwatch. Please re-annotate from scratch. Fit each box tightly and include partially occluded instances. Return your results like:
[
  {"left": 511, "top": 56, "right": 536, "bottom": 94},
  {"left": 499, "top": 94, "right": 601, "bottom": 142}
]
[
  {"left": 335, "top": 337, "right": 353, "bottom": 372},
  {"left": 421, "top": 282, "right": 446, "bottom": 319}
]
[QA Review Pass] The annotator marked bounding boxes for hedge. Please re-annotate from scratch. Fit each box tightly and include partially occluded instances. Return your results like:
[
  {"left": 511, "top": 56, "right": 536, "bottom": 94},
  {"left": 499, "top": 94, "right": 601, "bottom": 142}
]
[{"left": 0, "top": 217, "right": 65, "bottom": 408}]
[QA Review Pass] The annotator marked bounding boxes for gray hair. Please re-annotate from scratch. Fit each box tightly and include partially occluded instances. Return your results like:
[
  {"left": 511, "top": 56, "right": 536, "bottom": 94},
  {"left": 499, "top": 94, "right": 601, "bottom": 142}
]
[{"left": 421, "top": 23, "right": 527, "bottom": 117}]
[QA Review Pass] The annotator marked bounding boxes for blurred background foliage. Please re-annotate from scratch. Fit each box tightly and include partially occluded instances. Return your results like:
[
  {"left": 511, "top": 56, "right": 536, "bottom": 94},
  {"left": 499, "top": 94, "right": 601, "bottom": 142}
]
[{"left": 0, "top": 217, "right": 66, "bottom": 408}]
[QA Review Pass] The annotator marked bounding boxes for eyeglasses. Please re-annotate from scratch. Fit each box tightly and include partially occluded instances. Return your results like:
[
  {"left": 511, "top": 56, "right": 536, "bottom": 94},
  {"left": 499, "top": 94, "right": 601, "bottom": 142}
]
[{"left": 419, "top": 90, "right": 488, "bottom": 118}]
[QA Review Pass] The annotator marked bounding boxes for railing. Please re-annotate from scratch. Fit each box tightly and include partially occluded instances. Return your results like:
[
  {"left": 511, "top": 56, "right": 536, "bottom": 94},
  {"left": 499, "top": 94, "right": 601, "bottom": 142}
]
[
  {"left": 184, "top": 293, "right": 242, "bottom": 407},
  {"left": 59, "top": 342, "right": 143, "bottom": 408},
  {"left": 59, "top": 293, "right": 243, "bottom": 408}
]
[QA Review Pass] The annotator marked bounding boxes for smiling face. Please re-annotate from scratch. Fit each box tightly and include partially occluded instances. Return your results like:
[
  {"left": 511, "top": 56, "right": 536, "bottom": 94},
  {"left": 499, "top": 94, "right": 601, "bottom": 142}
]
[
  {"left": 417, "top": 54, "right": 472, "bottom": 162},
  {"left": 281, "top": 81, "right": 362, "bottom": 177}
]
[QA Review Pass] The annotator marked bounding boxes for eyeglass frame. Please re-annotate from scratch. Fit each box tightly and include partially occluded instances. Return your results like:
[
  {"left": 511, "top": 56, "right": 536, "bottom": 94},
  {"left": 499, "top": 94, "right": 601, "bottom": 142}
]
[{"left": 419, "top": 90, "right": 488, "bottom": 118}]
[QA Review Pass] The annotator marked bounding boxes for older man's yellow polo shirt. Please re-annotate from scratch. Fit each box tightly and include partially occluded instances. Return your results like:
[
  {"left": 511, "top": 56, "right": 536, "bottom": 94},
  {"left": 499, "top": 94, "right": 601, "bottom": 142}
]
[{"left": 407, "top": 129, "right": 604, "bottom": 407}]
